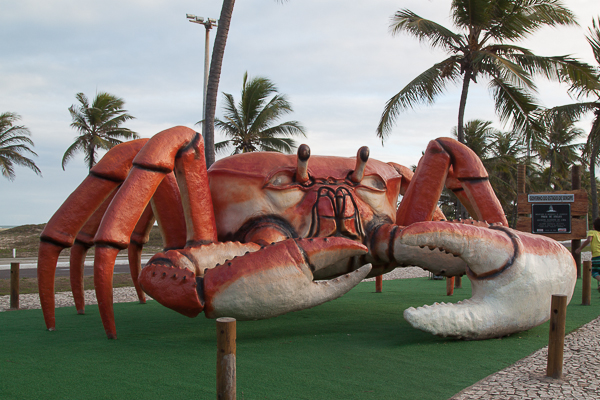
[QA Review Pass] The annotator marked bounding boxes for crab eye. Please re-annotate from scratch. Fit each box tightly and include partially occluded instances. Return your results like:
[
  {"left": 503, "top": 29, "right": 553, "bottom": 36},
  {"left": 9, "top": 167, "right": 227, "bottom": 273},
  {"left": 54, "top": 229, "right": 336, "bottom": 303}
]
[
  {"left": 268, "top": 171, "right": 294, "bottom": 187},
  {"left": 361, "top": 175, "right": 386, "bottom": 191}
]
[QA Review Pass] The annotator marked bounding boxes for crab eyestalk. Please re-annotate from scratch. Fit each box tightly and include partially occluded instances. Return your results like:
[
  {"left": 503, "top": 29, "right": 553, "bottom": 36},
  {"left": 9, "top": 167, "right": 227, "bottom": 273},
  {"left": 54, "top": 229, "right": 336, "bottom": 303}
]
[
  {"left": 350, "top": 146, "right": 369, "bottom": 183},
  {"left": 296, "top": 144, "right": 311, "bottom": 184}
]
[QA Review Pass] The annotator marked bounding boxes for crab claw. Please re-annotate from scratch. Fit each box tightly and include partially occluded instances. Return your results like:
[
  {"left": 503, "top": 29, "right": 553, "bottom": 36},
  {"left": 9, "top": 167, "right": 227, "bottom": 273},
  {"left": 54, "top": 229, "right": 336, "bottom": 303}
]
[
  {"left": 203, "top": 237, "right": 370, "bottom": 320},
  {"left": 399, "top": 221, "right": 576, "bottom": 339},
  {"left": 139, "top": 242, "right": 262, "bottom": 317}
]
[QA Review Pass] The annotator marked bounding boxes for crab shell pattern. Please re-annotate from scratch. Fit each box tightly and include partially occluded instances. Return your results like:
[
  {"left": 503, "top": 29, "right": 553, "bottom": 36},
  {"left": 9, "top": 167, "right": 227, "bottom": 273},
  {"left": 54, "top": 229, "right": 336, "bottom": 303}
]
[{"left": 37, "top": 126, "right": 576, "bottom": 340}]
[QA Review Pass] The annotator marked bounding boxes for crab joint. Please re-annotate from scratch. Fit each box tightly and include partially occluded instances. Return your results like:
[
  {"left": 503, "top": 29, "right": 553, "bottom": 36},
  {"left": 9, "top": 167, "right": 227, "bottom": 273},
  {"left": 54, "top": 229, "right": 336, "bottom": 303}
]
[
  {"left": 350, "top": 146, "right": 369, "bottom": 183},
  {"left": 296, "top": 144, "right": 311, "bottom": 184}
]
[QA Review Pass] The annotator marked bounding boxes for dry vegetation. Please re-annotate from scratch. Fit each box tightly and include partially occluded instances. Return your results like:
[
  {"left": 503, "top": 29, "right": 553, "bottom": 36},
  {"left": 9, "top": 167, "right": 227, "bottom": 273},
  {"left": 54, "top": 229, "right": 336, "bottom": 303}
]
[
  {"left": 0, "top": 274, "right": 134, "bottom": 296},
  {"left": 0, "top": 224, "right": 165, "bottom": 258},
  {"left": 0, "top": 224, "right": 167, "bottom": 295}
]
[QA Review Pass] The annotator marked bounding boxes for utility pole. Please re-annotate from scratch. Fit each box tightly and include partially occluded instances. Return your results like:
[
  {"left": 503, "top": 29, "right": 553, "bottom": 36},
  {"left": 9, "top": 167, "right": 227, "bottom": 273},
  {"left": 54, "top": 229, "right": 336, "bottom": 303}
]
[{"left": 186, "top": 14, "right": 217, "bottom": 140}]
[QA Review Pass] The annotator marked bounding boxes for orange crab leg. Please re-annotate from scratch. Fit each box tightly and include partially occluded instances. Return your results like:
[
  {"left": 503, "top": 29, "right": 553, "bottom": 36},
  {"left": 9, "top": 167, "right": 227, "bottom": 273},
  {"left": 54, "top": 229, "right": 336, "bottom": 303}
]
[
  {"left": 396, "top": 139, "right": 450, "bottom": 226},
  {"left": 437, "top": 137, "right": 507, "bottom": 225},
  {"left": 127, "top": 205, "right": 156, "bottom": 304},
  {"left": 127, "top": 171, "right": 189, "bottom": 304},
  {"left": 388, "top": 161, "right": 446, "bottom": 222},
  {"left": 396, "top": 138, "right": 507, "bottom": 227},
  {"left": 69, "top": 170, "right": 185, "bottom": 315},
  {"left": 38, "top": 139, "right": 148, "bottom": 331},
  {"left": 150, "top": 172, "right": 187, "bottom": 251},
  {"left": 70, "top": 190, "right": 118, "bottom": 314},
  {"left": 92, "top": 126, "right": 216, "bottom": 338}
]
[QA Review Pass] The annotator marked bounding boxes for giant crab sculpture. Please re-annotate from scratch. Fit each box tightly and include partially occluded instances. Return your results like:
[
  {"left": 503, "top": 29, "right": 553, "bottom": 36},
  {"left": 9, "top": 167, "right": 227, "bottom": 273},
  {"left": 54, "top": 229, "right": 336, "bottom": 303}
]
[{"left": 38, "top": 126, "right": 576, "bottom": 340}]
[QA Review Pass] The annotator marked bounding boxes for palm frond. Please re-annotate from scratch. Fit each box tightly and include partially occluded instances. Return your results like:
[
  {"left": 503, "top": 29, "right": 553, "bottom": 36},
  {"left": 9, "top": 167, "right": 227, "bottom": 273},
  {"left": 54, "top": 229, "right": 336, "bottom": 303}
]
[
  {"left": 215, "top": 140, "right": 233, "bottom": 154},
  {"left": 478, "top": 51, "right": 535, "bottom": 89},
  {"left": 260, "top": 121, "right": 306, "bottom": 138},
  {"left": 258, "top": 137, "right": 297, "bottom": 153},
  {"left": 483, "top": 0, "right": 577, "bottom": 42},
  {"left": 61, "top": 139, "right": 84, "bottom": 170},
  {"left": 377, "top": 58, "right": 460, "bottom": 140},
  {"left": 391, "top": 9, "right": 463, "bottom": 51},
  {"left": 488, "top": 76, "right": 540, "bottom": 136},
  {"left": 546, "top": 102, "right": 599, "bottom": 123},
  {"left": 0, "top": 112, "right": 41, "bottom": 179}
]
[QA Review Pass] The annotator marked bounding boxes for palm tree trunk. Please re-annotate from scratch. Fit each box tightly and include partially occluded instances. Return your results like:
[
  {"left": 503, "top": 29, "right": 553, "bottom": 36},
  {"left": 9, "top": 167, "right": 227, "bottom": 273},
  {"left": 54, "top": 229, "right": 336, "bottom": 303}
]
[
  {"left": 204, "top": 0, "right": 236, "bottom": 168},
  {"left": 88, "top": 143, "right": 95, "bottom": 171},
  {"left": 547, "top": 161, "right": 554, "bottom": 189},
  {"left": 591, "top": 142, "right": 599, "bottom": 221},
  {"left": 457, "top": 70, "right": 472, "bottom": 144},
  {"left": 456, "top": 70, "right": 472, "bottom": 219}
]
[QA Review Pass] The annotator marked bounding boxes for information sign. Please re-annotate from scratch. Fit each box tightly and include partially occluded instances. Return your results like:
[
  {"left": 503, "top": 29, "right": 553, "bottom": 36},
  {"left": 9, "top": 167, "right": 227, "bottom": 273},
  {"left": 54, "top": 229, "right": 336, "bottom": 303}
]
[
  {"left": 527, "top": 194, "right": 575, "bottom": 203},
  {"left": 531, "top": 204, "right": 571, "bottom": 234}
]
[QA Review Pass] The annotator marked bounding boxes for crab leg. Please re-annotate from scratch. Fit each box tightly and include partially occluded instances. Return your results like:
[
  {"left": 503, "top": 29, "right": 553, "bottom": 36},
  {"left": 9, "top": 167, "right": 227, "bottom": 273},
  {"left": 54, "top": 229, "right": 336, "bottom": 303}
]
[
  {"left": 396, "top": 138, "right": 507, "bottom": 226},
  {"left": 126, "top": 205, "right": 156, "bottom": 304},
  {"left": 69, "top": 190, "right": 118, "bottom": 314},
  {"left": 398, "top": 221, "right": 576, "bottom": 339},
  {"left": 387, "top": 161, "right": 446, "bottom": 221},
  {"left": 38, "top": 139, "right": 148, "bottom": 331},
  {"left": 92, "top": 126, "right": 215, "bottom": 338}
]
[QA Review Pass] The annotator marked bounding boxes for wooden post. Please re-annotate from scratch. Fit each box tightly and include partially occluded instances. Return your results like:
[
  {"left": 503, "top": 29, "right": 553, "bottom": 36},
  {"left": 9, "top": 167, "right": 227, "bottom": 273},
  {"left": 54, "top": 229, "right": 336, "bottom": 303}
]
[
  {"left": 454, "top": 276, "right": 462, "bottom": 289},
  {"left": 582, "top": 260, "right": 592, "bottom": 306},
  {"left": 217, "top": 317, "right": 236, "bottom": 400},
  {"left": 10, "top": 262, "right": 19, "bottom": 310},
  {"left": 572, "top": 239, "right": 582, "bottom": 279},
  {"left": 375, "top": 275, "right": 382, "bottom": 293},
  {"left": 446, "top": 277, "right": 454, "bottom": 296},
  {"left": 571, "top": 165, "right": 582, "bottom": 278},
  {"left": 546, "top": 294, "right": 567, "bottom": 379},
  {"left": 517, "top": 164, "right": 526, "bottom": 195}
]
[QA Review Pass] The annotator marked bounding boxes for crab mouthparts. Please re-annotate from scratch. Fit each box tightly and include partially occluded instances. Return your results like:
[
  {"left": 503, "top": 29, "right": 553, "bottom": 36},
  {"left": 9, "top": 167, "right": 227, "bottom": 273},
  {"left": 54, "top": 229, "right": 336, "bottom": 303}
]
[{"left": 308, "top": 186, "right": 364, "bottom": 240}]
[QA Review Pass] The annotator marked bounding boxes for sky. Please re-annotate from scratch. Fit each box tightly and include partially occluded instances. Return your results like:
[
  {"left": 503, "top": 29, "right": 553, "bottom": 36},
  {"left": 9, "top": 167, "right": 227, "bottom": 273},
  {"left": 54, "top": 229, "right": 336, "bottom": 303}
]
[{"left": 1, "top": 0, "right": 599, "bottom": 226}]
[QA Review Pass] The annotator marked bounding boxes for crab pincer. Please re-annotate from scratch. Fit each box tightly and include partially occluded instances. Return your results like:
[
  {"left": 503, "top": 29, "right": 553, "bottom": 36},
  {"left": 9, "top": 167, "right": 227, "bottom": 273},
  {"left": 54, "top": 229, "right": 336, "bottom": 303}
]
[
  {"left": 140, "top": 237, "right": 371, "bottom": 321},
  {"left": 398, "top": 221, "right": 576, "bottom": 339}
]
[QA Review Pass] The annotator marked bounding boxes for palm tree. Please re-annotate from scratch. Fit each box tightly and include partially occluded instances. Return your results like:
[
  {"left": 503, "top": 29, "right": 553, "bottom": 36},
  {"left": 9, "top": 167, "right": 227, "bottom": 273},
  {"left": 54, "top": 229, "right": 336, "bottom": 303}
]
[
  {"left": 0, "top": 112, "right": 41, "bottom": 180},
  {"left": 450, "top": 119, "right": 524, "bottom": 222},
  {"left": 62, "top": 92, "right": 138, "bottom": 170},
  {"left": 548, "top": 17, "right": 600, "bottom": 219},
  {"left": 485, "top": 130, "right": 527, "bottom": 227},
  {"left": 534, "top": 112, "right": 585, "bottom": 190},
  {"left": 450, "top": 119, "right": 497, "bottom": 219},
  {"left": 377, "top": 0, "right": 596, "bottom": 145},
  {"left": 451, "top": 119, "right": 496, "bottom": 158},
  {"left": 215, "top": 72, "right": 306, "bottom": 154}
]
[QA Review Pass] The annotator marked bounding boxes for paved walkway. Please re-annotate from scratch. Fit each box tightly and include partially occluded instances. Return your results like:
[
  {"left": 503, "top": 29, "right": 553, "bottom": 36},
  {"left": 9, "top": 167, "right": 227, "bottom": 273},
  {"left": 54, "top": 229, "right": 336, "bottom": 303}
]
[{"left": 450, "top": 314, "right": 600, "bottom": 400}]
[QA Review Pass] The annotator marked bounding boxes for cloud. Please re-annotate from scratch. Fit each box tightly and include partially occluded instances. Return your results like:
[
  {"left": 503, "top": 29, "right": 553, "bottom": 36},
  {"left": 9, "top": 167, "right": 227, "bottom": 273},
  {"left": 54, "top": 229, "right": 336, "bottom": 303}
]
[{"left": 1, "top": 0, "right": 597, "bottom": 224}]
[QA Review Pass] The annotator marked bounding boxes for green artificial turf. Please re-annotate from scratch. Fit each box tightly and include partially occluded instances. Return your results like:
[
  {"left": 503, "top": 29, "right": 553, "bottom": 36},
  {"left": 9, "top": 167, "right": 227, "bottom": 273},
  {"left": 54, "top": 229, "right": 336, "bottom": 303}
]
[{"left": 1, "top": 277, "right": 598, "bottom": 400}]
